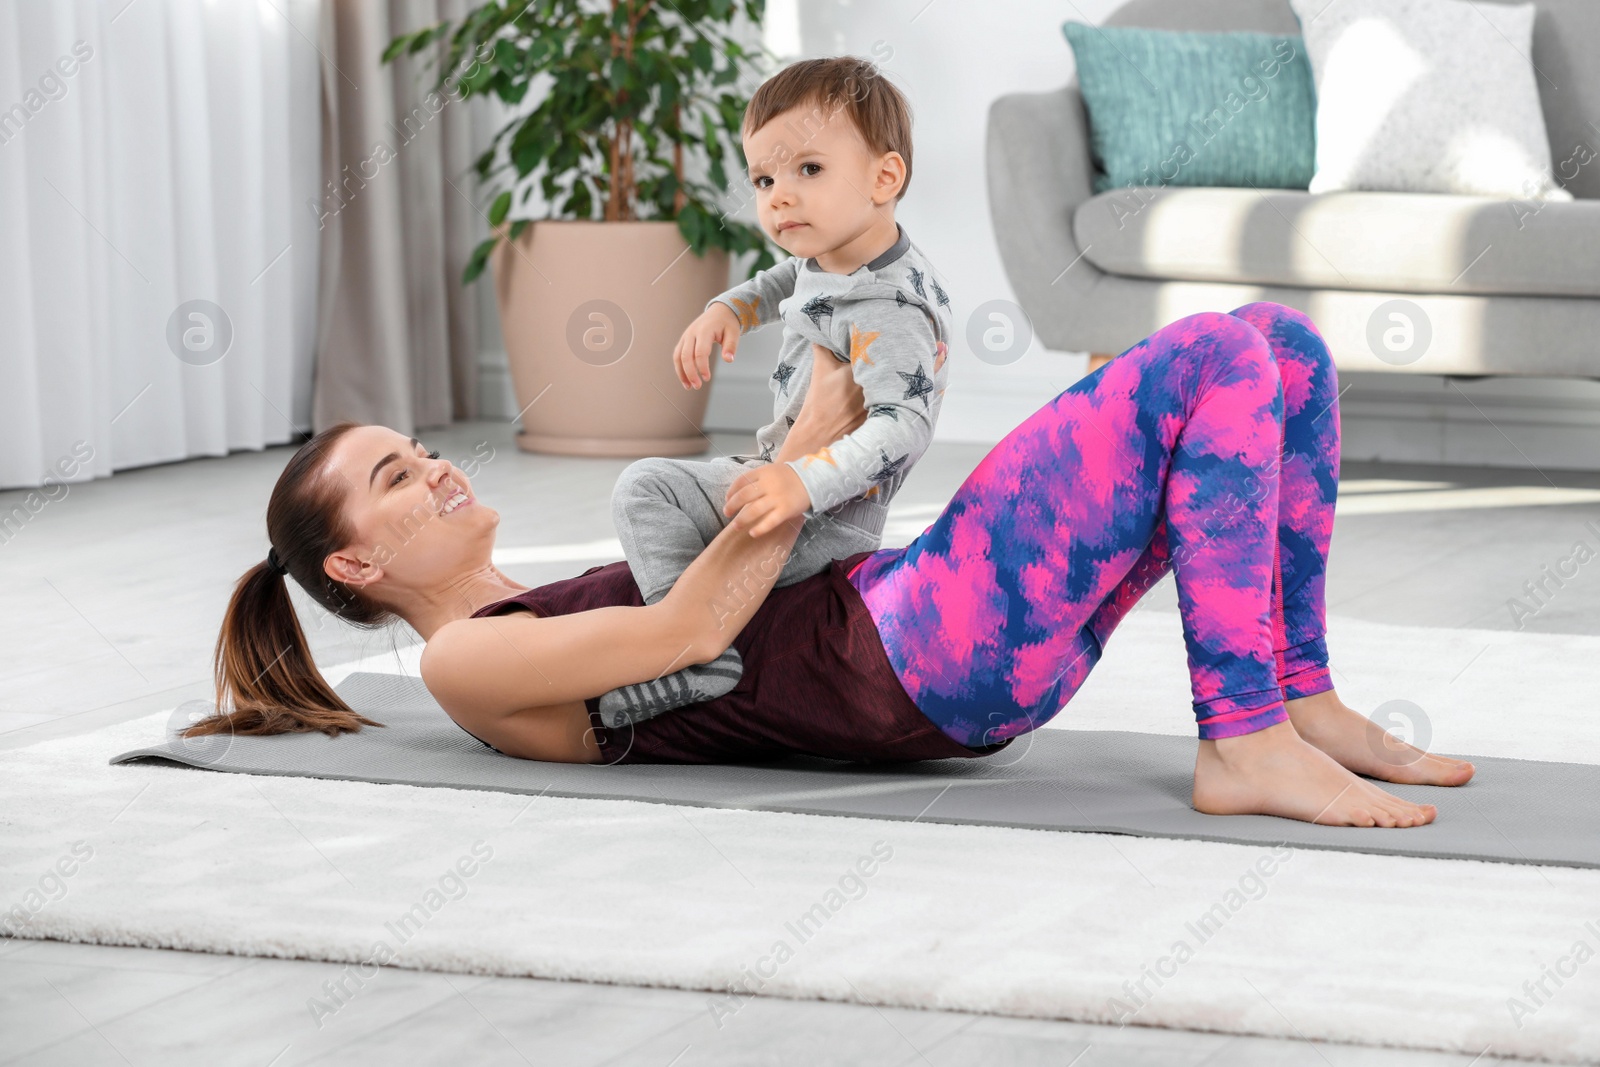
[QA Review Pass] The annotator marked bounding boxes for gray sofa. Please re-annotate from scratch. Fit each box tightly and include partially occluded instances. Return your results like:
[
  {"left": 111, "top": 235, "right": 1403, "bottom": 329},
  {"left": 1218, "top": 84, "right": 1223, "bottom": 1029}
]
[{"left": 986, "top": 0, "right": 1600, "bottom": 379}]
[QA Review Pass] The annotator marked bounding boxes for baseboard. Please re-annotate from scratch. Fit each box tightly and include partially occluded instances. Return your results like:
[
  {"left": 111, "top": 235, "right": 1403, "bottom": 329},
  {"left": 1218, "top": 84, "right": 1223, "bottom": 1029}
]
[
  {"left": 1337, "top": 371, "right": 1600, "bottom": 471},
  {"left": 477, "top": 351, "right": 1600, "bottom": 471}
]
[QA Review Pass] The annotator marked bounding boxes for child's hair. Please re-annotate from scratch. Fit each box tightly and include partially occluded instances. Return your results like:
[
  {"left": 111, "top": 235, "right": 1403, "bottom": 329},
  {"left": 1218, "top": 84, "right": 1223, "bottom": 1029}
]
[{"left": 742, "top": 56, "right": 914, "bottom": 201}]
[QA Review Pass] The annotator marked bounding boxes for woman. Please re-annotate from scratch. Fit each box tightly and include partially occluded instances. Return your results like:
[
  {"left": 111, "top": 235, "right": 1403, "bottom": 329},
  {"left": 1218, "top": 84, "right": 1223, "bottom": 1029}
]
[{"left": 190, "top": 301, "right": 1474, "bottom": 827}]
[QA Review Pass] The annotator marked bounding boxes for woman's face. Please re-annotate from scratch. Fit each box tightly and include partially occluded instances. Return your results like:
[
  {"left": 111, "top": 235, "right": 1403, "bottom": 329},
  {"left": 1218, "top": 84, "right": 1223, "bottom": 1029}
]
[{"left": 322, "top": 425, "right": 498, "bottom": 595}]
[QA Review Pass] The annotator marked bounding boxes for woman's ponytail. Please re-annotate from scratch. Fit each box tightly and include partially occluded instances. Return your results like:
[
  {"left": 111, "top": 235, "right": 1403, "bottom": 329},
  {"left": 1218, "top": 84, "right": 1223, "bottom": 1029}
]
[{"left": 183, "top": 421, "right": 392, "bottom": 739}]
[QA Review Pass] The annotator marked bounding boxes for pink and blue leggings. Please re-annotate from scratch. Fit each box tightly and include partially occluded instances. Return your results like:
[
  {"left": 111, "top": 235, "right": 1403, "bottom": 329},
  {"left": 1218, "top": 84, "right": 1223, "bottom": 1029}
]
[{"left": 846, "top": 302, "right": 1339, "bottom": 748}]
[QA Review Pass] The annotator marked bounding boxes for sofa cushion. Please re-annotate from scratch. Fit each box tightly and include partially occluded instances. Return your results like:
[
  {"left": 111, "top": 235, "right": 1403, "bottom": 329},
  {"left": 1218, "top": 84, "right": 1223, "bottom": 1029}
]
[
  {"left": 1288, "top": 0, "right": 1572, "bottom": 201},
  {"left": 1073, "top": 186, "right": 1600, "bottom": 297},
  {"left": 1061, "top": 22, "right": 1317, "bottom": 193}
]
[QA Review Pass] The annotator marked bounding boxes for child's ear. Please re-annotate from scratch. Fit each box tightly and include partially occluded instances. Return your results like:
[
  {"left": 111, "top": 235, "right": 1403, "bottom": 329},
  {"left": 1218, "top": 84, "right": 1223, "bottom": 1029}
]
[{"left": 876, "top": 151, "right": 907, "bottom": 201}]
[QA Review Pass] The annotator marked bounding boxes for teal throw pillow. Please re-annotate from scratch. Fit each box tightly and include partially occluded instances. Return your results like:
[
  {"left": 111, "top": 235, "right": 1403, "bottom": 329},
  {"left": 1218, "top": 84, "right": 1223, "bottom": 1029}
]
[{"left": 1061, "top": 23, "right": 1317, "bottom": 193}]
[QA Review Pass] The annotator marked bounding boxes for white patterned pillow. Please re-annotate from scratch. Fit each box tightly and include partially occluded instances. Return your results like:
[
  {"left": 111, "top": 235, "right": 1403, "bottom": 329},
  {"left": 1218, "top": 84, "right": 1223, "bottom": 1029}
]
[{"left": 1288, "top": 0, "right": 1572, "bottom": 201}]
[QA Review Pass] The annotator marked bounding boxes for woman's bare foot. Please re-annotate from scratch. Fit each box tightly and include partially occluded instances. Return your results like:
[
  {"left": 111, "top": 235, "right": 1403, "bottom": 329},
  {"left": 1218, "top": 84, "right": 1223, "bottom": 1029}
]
[
  {"left": 1192, "top": 720, "right": 1438, "bottom": 826},
  {"left": 1284, "top": 689, "right": 1475, "bottom": 787}
]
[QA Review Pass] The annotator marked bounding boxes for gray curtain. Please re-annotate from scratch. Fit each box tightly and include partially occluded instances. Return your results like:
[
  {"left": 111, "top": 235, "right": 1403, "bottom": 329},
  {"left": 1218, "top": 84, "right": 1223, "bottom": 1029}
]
[{"left": 312, "top": 0, "right": 485, "bottom": 433}]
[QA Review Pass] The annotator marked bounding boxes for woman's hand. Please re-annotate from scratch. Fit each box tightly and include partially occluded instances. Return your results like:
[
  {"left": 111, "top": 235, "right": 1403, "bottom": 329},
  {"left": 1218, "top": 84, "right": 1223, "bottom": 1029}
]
[
  {"left": 724, "top": 344, "right": 869, "bottom": 537},
  {"left": 779, "top": 343, "right": 868, "bottom": 460}
]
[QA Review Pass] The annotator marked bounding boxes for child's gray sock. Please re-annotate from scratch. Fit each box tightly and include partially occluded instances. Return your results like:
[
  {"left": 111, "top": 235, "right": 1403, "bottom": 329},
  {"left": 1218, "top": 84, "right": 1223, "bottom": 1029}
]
[{"left": 595, "top": 647, "right": 744, "bottom": 728}]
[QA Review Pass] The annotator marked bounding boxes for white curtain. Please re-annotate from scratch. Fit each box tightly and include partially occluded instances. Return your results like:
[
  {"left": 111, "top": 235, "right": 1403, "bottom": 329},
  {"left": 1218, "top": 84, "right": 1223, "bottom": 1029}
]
[{"left": 0, "top": 0, "right": 321, "bottom": 492}]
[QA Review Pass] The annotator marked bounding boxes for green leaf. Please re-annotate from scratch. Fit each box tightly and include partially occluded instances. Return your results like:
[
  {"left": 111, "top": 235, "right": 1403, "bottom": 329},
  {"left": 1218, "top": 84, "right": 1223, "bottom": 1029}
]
[
  {"left": 464, "top": 57, "right": 497, "bottom": 93},
  {"left": 509, "top": 219, "right": 530, "bottom": 241},
  {"left": 680, "top": 203, "right": 703, "bottom": 250},
  {"left": 409, "top": 26, "right": 441, "bottom": 55},
  {"left": 463, "top": 236, "right": 498, "bottom": 285},
  {"left": 493, "top": 37, "right": 519, "bottom": 74},
  {"left": 513, "top": 142, "right": 540, "bottom": 177},
  {"left": 500, "top": 77, "right": 530, "bottom": 105},
  {"left": 381, "top": 33, "right": 415, "bottom": 65},
  {"left": 488, "top": 190, "right": 513, "bottom": 227},
  {"left": 689, "top": 37, "right": 712, "bottom": 72},
  {"left": 569, "top": 180, "right": 593, "bottom": 219},
  {"left": 473, "top": 144, "right": 496, "bottom": 179}
]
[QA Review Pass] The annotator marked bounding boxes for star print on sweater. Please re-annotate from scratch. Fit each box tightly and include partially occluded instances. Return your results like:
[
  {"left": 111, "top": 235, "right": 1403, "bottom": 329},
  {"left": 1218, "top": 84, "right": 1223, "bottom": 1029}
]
[
  {"left": 802, "top": 446, "right": 839, "bottom": 468},
  {"left": 728, "top": 295, "right": 762, "bottom": 331},
  {"left": 849, "top": 323, "right": 880, "bottom": 368},
  {"left": 800, "top": 295, "right": 833, "bottom": 329},
  {"left": 908, "top": 266, "right": 925, "bottom": 299},
  {"left": 869, "top": 448, "right": 907, "bottom": 484},
  {"left": 898, "top": 363, "right": 935, "bottom": 409},
  {"left": 700, "top": 222, "right": 953, "bottom": 519}
]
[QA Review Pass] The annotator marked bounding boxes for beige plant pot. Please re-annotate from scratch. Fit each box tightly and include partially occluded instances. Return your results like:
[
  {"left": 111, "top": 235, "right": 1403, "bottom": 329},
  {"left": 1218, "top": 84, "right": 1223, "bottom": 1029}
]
[{"left": 490, "top": 220, "right": 732, "bottom": 456}]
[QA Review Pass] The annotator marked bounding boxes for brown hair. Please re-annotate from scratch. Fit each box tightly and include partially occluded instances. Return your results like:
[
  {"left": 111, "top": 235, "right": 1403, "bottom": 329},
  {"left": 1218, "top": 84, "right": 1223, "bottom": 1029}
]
[
  {"left": 741, "top": 56, "right": 914, "bottom": 201},
  {"left": 183, "top": 420, "right": 387, "bottom": 739}
]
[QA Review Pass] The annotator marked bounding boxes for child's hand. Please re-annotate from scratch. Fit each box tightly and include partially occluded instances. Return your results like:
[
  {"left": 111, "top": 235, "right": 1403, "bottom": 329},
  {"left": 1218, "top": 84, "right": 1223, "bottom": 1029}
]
[
  {"left": 675, "top": 303, "right": 744, "bottom": 390},
  {"left": 723, "top": 462, "right": 812, "bottom": 538}
]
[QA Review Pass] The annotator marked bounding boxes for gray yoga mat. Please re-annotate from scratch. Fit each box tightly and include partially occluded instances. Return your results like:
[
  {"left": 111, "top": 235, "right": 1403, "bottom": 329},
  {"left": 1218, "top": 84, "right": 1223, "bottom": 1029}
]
[{"left": 111, "top": 672, "right": 1600, "bottom": 870}]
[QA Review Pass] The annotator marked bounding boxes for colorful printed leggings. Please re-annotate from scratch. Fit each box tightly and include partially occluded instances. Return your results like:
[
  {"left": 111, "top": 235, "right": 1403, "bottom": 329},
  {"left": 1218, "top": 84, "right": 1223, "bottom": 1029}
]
[{"left": 847, "top": 302, "right": 1339, "bottom": 748}]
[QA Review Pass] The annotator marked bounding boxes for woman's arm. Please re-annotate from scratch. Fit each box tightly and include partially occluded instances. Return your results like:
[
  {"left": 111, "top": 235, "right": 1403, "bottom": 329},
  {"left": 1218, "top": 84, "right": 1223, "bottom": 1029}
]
[
  {"left": 683, "top": 343, "right": 868, "bottom": 654},
  {"left": 420, "top": 510, "right": 808, "bottom": 757},
  {"left": 420, "top": 344, "right": 864, "bottom": 750},
  {"left": 776, "top": 343, "right": 866, "bottom": 465}
]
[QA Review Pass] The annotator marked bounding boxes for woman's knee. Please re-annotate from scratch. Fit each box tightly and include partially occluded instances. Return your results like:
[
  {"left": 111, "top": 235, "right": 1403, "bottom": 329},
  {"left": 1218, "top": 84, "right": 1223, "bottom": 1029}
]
[
  {"left": 1227, "top": 301, "right": 1336, "bottom": 386},
  {"left": 1165, "top": 311, "right": 1276, "bottom": 373},
  {"left": 1228, "top": 301, "right": 1325, "bottom": 347}
]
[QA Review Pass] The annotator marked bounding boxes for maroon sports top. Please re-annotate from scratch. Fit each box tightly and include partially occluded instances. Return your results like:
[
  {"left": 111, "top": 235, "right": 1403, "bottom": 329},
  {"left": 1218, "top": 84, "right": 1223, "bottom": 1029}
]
[{"left": 465, "top": 551, "right": 1012, "bottom": 765}]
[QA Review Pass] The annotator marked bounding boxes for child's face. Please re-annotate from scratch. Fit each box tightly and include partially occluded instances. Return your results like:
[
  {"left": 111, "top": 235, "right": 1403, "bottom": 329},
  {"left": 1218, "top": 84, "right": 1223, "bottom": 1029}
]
[{"left": 742, "top": 101, "right": 905, "bottom": 258}]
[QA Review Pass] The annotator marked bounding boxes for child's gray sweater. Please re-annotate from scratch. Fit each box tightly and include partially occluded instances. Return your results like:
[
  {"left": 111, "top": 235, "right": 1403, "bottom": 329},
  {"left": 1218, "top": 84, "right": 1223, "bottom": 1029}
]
[{"left": 706, "top": 222, "right": 952, "bottom": 523}]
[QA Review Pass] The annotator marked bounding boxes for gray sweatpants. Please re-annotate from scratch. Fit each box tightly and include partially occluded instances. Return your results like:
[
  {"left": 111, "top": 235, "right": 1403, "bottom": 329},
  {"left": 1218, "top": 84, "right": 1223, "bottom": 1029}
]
[{"left": 611, "top": 454, "right": 891, "bottom": 604}]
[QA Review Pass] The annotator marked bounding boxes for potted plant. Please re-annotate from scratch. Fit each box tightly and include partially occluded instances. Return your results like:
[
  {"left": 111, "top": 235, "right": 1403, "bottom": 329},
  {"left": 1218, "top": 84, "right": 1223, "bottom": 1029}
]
[{"left": 384, "top": 0, "right": 783, "bottom": 456}]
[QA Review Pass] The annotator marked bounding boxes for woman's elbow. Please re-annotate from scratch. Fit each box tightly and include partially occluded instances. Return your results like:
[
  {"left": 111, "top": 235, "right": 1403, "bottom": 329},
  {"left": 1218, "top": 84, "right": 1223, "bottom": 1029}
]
[
  {"left": 695, "top": 629, "right": 733, "bottom": 664},
  {"left": 681, "top": 614, "right": 726, "bottom": 662},
  {"left": 686, "top": 614, "right": 730, "bottom": 664}
]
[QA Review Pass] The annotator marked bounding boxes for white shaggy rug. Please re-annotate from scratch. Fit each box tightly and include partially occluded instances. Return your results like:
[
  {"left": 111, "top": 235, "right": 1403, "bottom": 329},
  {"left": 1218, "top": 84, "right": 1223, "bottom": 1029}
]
[{"left": 3, "top": 609, "right": 1598, "bottom": 1064}]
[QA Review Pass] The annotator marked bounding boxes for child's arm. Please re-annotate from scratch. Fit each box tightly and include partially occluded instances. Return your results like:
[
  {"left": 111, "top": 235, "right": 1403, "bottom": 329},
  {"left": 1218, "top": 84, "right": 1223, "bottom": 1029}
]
[
  {"left": 785, "top": 293, "right": 947, "bottom": 518},
  {"left": 678, "top": 256, "right": 803, "bottom": 389},
  {"left": 706, "top": 255, "right": 801, "bottom": 333}
]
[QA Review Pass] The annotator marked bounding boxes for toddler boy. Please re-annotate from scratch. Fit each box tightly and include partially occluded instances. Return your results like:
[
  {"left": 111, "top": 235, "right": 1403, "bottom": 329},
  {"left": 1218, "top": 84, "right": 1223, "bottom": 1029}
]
[{"left": 598, "top": 56, "right": 954, "bottom": 727}]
